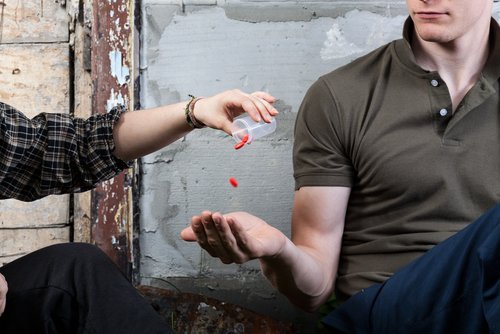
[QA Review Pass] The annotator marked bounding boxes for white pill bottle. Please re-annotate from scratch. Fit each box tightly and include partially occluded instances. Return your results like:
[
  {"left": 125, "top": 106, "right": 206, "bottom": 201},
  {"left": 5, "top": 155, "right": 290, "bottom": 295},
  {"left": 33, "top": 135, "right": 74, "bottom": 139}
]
[{"left": 231, "top": 116, "right": 277, "bottom": 143}]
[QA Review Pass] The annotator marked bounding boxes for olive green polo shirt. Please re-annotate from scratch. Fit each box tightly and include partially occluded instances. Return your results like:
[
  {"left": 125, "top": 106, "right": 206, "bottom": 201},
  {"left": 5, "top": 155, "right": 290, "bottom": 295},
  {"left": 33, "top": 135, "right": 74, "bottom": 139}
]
[{"left": 293, "top": 18, "right": 500, "bottom": 302}]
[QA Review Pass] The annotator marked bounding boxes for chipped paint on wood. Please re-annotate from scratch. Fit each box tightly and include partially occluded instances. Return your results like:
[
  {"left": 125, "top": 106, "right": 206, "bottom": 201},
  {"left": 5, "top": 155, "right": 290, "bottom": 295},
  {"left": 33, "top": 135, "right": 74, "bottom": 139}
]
[
  {"left": 90, "top": 0, "right": 136, "bottom": 279},
  {"left": 109, "top": 50, "right": 130, "bottom": 87},
  {"left": 107, "top": 87, "right": 126, "bottom": 112}
]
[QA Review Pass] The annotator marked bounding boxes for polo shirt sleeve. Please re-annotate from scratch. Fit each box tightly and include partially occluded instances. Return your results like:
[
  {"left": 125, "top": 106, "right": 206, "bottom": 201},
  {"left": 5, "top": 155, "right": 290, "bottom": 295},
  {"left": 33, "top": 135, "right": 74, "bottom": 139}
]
[{"left": 293, "top": 77, "right": 354, "bottom": 190}]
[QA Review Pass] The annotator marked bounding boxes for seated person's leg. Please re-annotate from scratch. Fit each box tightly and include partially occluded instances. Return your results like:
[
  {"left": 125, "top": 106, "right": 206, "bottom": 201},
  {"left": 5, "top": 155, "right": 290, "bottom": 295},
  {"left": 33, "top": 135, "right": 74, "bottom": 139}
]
[
  {"left": 324, "top": 204, "right": 500, "bottom": 334},
  {"left": 0, "top": 243, "right": 173, "bottom": 334}
]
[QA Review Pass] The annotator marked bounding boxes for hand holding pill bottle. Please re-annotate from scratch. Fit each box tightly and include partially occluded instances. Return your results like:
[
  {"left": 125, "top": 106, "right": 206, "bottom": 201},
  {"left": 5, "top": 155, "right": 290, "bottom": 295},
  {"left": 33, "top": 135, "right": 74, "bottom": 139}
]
[{"left": 231, "top": 116, "right": 277, "bottom": 144}]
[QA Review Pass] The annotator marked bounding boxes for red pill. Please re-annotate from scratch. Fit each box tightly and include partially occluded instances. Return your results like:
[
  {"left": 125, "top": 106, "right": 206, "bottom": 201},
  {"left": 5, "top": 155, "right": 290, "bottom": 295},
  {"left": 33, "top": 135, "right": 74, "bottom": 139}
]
[
  {"left": 229, "top": 177, "right": 238, "bottom": 187},
  {"left": 234, "top": 141, "right": 245, "bottom": 150},
  {"left": 242, "top": 135, "right": 249, "bottom": 143}
]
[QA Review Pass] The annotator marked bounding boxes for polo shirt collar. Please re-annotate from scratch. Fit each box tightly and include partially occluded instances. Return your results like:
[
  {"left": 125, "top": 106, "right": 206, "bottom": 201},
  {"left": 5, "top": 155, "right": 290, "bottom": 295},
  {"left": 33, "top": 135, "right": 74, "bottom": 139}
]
[
  {"left": 484, "top": 19, "right": 500, "bottom": 83},
  {"left": 395, "top": 17, "right": 500, "bottom": 83}
]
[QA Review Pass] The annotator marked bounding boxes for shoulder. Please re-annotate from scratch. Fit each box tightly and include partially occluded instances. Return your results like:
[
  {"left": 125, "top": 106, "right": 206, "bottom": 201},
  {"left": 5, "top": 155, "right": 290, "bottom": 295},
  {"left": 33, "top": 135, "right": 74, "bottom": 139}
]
[
  {"left": 295, "top": 39, "right": 406, "bottom": 140},
  {"left": 318, "top": 40, "right": 402, "bottom": 97}
]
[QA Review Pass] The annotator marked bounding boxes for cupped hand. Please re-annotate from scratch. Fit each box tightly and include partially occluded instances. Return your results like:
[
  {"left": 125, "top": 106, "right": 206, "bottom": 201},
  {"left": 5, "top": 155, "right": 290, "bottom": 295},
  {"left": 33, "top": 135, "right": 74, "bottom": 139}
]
[
  {"left": 180, "top": 211, "right": 287, "bottom": 264},
  {"left": 0, "top": 273, "right": 7, "bottom": 316},
  {"left": 193, "top": 89, "right": 279, "bottom": 135}
]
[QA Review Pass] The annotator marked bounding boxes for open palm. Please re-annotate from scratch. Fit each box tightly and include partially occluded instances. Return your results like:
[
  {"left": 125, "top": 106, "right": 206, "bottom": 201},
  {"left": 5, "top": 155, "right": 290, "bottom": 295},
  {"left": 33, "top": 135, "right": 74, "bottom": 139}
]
[{"left": 181, "top": 211, "right": 287, "bottom": 264}]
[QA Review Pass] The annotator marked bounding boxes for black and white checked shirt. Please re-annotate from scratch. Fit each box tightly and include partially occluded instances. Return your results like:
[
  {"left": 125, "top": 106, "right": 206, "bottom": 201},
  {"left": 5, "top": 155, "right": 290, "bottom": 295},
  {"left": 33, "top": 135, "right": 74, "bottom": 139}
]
[{"left": 0, "top": 102, "right": 130, "bottom": 202}]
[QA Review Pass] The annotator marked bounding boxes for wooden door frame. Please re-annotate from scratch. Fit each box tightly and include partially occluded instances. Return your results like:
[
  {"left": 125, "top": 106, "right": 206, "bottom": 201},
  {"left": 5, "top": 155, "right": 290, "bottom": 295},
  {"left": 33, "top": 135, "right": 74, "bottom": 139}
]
[{"left": 73, "top": 0, "right": 139, "bottom": 282}]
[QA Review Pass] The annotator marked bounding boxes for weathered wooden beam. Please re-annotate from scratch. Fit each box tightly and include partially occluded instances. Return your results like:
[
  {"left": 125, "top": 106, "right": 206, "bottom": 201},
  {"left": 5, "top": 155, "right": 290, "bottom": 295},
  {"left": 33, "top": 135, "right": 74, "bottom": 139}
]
[
  {"left": 90, "top": 0, "right": 137, "bottom": 279},
  {"left": 72, "top": 0, "right": 93, "bottom": 244},
  {"left": 0, "top": 227, "right": 70, "bottom": 266},
  {"left": 0, "top": 41, "right": 71, "bottom": 263},
  {"left": 0, "top": 44, "right": 69, "bottom": 115},
  {"left": 0, "top": 0, "right": 68, "bottom": 44}
]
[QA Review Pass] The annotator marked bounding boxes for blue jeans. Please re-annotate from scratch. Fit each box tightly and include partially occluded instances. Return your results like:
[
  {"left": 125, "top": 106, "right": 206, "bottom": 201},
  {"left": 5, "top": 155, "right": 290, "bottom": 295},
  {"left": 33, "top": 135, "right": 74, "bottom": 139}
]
[{"left": 323, "top": 204, "right": 500, "bottom": 334}]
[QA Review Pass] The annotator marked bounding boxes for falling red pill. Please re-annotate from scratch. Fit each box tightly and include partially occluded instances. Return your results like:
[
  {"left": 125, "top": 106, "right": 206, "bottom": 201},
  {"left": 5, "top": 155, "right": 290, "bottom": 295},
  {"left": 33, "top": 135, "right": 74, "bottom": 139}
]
[
  {"left": 229, "top": 177, "right": 238, "bottom": 187},
  {"left": 234, "top": 141, "right": 245, "bottom": 150},
  {"left": 242, "top": 135, "right": 249, "bottom": 143}
]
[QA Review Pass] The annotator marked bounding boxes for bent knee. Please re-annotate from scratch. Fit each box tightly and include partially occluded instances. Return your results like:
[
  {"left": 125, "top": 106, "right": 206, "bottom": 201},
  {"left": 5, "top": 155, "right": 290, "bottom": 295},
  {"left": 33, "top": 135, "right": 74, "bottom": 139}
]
[{"left": 36, "top": 243, "right": 107, "bottom": 264}]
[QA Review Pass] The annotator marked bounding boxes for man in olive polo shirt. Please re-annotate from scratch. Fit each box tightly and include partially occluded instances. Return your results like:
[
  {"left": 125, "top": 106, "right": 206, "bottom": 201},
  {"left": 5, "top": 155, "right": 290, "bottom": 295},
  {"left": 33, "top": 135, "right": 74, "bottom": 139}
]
[{"left": 182, "top": 0, "right": 500, "bottom": 332}]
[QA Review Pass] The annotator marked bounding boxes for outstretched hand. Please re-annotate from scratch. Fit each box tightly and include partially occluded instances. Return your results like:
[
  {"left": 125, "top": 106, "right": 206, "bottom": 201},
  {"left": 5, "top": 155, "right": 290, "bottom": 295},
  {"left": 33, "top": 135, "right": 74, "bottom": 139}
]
[
  {"left": 194, "top": 90, "right": 279, "bottom": 135},
  {"left": 180, "top": 211, "right": 287, "bottom": 264}
]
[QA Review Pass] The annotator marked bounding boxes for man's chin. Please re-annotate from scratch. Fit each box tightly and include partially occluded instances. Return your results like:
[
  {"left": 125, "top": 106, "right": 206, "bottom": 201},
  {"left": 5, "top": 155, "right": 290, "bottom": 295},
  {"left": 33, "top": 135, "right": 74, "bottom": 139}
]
[{"left": 416, "top": 28, "right": 454, "bottom": 44}]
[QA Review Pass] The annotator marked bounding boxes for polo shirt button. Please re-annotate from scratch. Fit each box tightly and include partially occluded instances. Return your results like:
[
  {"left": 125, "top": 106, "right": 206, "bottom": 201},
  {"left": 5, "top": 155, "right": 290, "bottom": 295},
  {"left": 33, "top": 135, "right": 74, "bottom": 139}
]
[
  {"left": 431, "top": 79, "right": 439, "bottom": 87},
  {"left": 439, "top": 108, "right": 448, "bottom": 117}
]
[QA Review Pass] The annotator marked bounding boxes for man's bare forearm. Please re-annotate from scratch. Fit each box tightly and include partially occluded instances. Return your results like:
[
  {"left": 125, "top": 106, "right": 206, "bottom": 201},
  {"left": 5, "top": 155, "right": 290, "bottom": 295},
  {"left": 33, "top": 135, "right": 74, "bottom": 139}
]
[{"left": 260, "top": 238, "right": 335, "bottom": 312}]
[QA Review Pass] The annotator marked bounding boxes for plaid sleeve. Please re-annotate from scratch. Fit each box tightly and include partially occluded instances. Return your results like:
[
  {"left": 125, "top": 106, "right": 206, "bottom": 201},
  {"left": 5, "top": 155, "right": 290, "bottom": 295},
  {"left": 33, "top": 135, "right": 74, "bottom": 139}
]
[{"left": 0, "top": 102, "right": 131, "bottom": 201}]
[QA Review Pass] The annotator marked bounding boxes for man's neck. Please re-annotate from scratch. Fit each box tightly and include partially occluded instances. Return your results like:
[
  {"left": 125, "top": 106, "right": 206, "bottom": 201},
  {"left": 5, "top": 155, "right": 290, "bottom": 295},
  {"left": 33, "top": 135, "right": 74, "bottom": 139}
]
[{"left": 412, "top": 25, "right": 490, "bottom": 112}]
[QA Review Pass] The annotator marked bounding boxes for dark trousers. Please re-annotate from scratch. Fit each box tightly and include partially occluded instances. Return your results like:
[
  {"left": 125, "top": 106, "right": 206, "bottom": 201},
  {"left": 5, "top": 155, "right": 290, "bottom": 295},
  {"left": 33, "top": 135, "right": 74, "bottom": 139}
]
[
  {"left": 323, "top": 204, "right": 500, "bottom": 334},
  {"left": 0, "top": 243, "right": 174, "bottom": 334}
]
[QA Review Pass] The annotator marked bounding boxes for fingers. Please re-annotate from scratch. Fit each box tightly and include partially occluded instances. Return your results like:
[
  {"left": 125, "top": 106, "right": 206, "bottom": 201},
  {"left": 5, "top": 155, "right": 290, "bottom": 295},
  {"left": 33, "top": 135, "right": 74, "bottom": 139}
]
[
  {"left": 217, "top": 91, "right": 278, "bottom": 135},
  {"left": 207, "top": 213, "right": 240, "bottom": 263},
  {"left": 226, "top": 216, "right": 252, "bottom": 254},
  {"left": 186, "top": 211, "right": 251, "bottom": 264},
  {"left": 251, "top": 91, "right": 277, "bottom": 104},
  {"left": 251, "top": 91, "right": 280, "bottom": 120},
  {"left": 192, "top": 212, "right": 233, "bottom": 263},
  {"left": 196, "top": 89, "right": 278, "bottom": 135},
  {"left": 189, "top": 214, "right": 210, "bottom": 250},
  {"left": 180, "top": 224, "right": 197, "bottom": 241},
  {"left": 242, "top": 91, "right": 279, "bottom": 123}
]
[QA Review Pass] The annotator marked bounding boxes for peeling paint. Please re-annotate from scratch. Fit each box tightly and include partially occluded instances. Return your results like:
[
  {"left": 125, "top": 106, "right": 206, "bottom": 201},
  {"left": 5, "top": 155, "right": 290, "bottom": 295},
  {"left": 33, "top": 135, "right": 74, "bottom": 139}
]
[
  {"left": 107, "top": 88, "right": 126, "bottom": 111},
  {"left": 109, "top": 50, "right": 130, "bottom": 86},
  {"left": 91, "top": 0, "right": 135, "bottom": 277}
]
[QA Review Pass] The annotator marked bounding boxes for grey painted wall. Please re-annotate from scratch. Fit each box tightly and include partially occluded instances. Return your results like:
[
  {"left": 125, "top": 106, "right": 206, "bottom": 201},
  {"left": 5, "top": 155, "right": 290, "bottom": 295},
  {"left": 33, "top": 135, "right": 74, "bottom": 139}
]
[{"left": 139, "top": 0, "right": 500, "bottom": 327}]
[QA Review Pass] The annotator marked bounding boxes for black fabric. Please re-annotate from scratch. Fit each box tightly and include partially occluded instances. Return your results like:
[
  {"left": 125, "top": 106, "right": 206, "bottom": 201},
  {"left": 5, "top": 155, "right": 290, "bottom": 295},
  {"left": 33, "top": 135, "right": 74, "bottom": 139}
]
[{"left": 0, "top": 243, "right": 173, "bottom": 334}]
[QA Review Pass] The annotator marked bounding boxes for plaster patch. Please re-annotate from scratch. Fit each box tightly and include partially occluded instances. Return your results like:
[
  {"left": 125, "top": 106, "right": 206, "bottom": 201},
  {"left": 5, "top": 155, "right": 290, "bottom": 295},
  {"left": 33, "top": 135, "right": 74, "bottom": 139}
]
[
  {"left": 320, "top": 10, "right": 406, "bottom": 60},
  {"left": 494, "top": 4, "right": 500, "bottom": 21},
  {"left": 321, "top": 22, "right": 363, "bottom": 59},
  {"left": 147, "top": 7, "right": 334, "bottom": 110}
]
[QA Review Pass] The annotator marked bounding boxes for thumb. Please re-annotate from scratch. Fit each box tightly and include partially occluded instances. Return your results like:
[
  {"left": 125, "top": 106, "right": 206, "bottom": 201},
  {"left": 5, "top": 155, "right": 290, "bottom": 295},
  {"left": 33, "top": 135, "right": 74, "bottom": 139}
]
[{"left": 180, "top": 226, "right": 197, "bottom": 241}]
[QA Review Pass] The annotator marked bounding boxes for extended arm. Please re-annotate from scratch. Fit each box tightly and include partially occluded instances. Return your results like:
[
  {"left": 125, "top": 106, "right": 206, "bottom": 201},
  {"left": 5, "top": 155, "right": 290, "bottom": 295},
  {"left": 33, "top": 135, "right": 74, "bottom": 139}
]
[
  {"left": 0, "top": 90, "right": 276, "bottom": 201},
  {"left": 181, "top": 185, "right": 350, "bottom": 312},
  {"left": 113, "top": 90, "right": 276, "bottom": 161}
]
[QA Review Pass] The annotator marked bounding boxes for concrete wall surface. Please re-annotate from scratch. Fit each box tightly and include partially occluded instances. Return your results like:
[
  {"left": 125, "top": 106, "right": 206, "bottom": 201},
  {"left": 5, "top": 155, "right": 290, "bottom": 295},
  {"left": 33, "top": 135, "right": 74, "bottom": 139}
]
[{"left": 139, "top": 0, "right": 500, "bottom": 329}]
